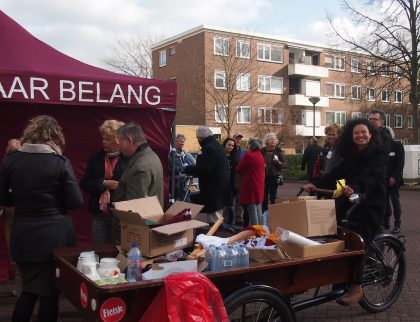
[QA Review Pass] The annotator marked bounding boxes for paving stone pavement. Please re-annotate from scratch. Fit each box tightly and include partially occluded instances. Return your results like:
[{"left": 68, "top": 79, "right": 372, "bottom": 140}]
[{"left": 0, "top": 182, "right": 418, "bottom": 321}]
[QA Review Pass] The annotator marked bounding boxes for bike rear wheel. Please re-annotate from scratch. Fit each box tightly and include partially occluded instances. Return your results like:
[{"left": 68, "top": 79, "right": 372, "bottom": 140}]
[{"left": 359, "top": 235, "right": 406, "bottom": 312}]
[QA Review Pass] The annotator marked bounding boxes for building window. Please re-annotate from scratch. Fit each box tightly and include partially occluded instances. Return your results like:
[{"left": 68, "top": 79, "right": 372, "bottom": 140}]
[
  {"left": 385, "top": 114, "right": 391, "bottom": 127},
  {"left": 169, "top": 46, "right": 176, "bottom": 56},
  {"left": 352, "top": 112, "right": 362, "bottom": 119},
  {"left": 257, "top": 44, "right": 283, "bottom": 63},
  {"left": 380, "top": 63, "right": 389, "bottom": 76},
  {"left": 258, "top": 107, "right": 283, "bottom": 124},
  {"left": 325, "top": 55, "right": 345, "bottom": 71},
  {"left": 381, "top": 89, "right": 389, "bottom": 102},
  {"left": 326, "top": 111, "right": 346, "bottom": 126},
  {"left": 258, "top": 76, "right": 283, "bottom": 94},
  {"left": 236, "top": 73, "right": 251, "bottom": 91},
  {"left": 214, "top": 37, "right": 229, "bottom": 56},
  {"left": 236, "top": 40, "right": 250, "bottom": 59},
  {"left": 395, "top": 65, "right": 403, "bottom": 78},
  {"left": 214, "top": 71, "right": 226, "bottom": 89},
  {"left": 237, "top": 106, "right": 251, "bottom": 124},
  {"left": 367, "top": 87, "right": 376, "bottom": 101},
  {"left": 395, "top": 90, "right": 403, "bottom": 103},
  {"left": 326, "top": 83, "right": 345, "bottom": 99},
  {"left": 366, "top": 60, "right": 375, "bottom": 75},
  {"left": 351, "top": 58, "right": 361, "bottom": 73},
  {"left": 215, "top": 105, "right": 227, "bottom": 123},
  {"left": 408, "top": 115, "right": 413, "bottom": 128},
  {"left": 394, "top": 115, "right": 403, "bottom": 128},
  {"left": 351, "top": 85, "right": 361, "bottom": 100},
  {"left": 159, "top": 50, "right": 166, "bottom": 67}
]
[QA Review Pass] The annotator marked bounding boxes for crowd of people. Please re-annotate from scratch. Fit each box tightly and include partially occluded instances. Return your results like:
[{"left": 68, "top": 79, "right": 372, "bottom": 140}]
[{"left": 0, "top": 107, "right": 406, "bottom": 320}]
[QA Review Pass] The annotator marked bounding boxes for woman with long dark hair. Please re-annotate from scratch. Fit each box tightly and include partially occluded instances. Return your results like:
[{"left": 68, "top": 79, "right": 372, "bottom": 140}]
[{"left": 222, "top": 137, "right": 239, "bottom": 225}]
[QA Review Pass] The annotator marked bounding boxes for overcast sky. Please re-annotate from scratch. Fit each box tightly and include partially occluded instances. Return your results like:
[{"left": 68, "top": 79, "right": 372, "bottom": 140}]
[{"left": 1, "top": 0, "right": 346, "bottom": 69}]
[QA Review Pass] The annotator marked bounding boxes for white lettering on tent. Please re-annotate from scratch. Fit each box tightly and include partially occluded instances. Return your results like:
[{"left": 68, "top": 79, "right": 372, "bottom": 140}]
[
  {"left": 127, "top": 85, "right": 142, "bottom": 104},
  {"left": 60, "top": 80, "right": 76, "bottom": 101},
  {"left": 109, "top": 84, "right": 126, "bottom": 104},
  {"left": 30, "top": 77, "right": 49, "bottom": 100},
  {"left": 79, "top": 81, "right": 94, "bottom": 102},
  {"left": 0, "top": 82, "right": 7, "bottom": 98},
  {"left": 145, "top": 86, "right": 160, "bottom": 105},
  {"left": 96, "top": 82, "right": 109, "bottom": 103},
  {"left": 8, "top": 76, "right": 28, "bottom": 99}
]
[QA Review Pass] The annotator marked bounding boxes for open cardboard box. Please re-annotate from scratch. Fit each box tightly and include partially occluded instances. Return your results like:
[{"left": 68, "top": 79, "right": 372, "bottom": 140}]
[
  {"left": 113, "top": 197, "right": 208, "bottom": 257},
  {"left": 142, "top": 260, "right": 198, "bottom": 280},
  {"left": 268, "top": 199, "right": 343, "bottom": 258}
]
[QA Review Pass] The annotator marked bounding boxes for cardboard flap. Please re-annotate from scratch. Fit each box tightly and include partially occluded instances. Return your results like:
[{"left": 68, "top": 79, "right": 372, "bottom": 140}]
[
  {"left": 165, "top": 201, "right": 204, "bottom": 218},
  {"left": 113, "top": 209, "right": 146, "bottom": 225},
  {"left": 305, "top": 200, "right": 336, "bottom": 236},
  {"left": 113, "top": 196, "right": 164, "bottom": 224},
  {"left": 152, "top": 220, "right": 208, "bottom": 235}
]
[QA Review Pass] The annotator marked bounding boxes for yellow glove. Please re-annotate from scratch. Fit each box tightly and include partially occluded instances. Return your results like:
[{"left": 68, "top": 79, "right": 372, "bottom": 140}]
[{"left": 332, "top": 179, "right": 346, "bottom": 198}]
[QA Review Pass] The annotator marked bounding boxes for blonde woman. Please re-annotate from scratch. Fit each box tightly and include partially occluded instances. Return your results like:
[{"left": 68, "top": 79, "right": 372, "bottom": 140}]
[
  {"left": 80, "top": 120, "right": 127, "bottom": 244},
  {"left": 0, "top": 115, "right": 82, "bottom": 322}
]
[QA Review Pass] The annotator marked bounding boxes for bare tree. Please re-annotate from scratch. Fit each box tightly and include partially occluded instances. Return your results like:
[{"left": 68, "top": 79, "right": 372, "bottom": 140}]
[
  {"left": 327, "top": 0, "right": 420, "bottom": 143},
  {"left": 203, "top": 36, "right": 262, "bottom": 138},
  {"left": 103, "top": 32, "right": 163, "bottom": 78}
]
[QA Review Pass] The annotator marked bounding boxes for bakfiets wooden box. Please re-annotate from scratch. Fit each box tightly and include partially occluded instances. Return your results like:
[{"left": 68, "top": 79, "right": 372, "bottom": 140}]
[{"left": 112, "top": 197, "right": 208, "bottom": 257}]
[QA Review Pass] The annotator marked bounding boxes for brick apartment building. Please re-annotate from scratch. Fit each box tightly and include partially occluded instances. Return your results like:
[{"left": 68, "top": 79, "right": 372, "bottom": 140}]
[{"left": 151, "top": 25, "right": 414, "bottom": 151}]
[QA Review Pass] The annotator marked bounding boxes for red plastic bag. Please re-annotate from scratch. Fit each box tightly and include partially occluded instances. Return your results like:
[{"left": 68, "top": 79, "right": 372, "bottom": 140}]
[{"left": 139, "top": 272, "right": 229, "bottom": 322}]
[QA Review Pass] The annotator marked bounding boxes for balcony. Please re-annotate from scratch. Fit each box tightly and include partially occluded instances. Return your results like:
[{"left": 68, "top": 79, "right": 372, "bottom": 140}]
[
  {"left": 288, "top": 94, "right": 329, "bottom": 108},
  {"left": 288, "top": 63, "right": 329, "bottom": 79},
  {"left": 295, "top": 125, "right": 326, "bottom": 137}
]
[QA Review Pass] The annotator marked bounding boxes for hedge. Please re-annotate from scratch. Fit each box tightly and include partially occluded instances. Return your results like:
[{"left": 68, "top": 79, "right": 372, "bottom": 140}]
[{"left": 282, "top": 154, "right": 307, "bottom": 181}]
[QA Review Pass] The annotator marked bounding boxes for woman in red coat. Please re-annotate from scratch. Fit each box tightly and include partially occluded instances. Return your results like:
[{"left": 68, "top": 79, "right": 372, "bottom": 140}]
[{"left": 236, "top": 138, "right": 265, "bottom": 227}]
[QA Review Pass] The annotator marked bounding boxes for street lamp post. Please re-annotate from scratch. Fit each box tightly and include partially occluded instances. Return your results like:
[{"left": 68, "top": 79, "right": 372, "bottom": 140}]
[{"left": 308, "top": 96, "right": 320, "bottom": 138}]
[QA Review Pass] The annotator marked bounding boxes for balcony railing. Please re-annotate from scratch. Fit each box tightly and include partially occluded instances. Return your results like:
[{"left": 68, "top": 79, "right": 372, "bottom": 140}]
[
  {"left": 295, "top": 125, "right": 326, "bottom": 137},
  {"left": 288, "top": 63, "right": 329, "bottom": 79},
  {"left": 288, "top": 94, "right": 329, "bottom": 108}
]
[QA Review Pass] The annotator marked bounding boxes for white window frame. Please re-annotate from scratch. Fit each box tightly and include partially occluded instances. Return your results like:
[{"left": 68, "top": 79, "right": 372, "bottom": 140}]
[
  {"left": 326, "top": 111, "right": 346, "bottom": 126},
  {"left": 215, "top": 105, "right": 227, "bottom": 123},
  {"left": 366, "top": 60, "right": 375, "bottom": 75},
  {"left": 394, "top": 65, "right": 403, "bottom": 78},
  {"left": 367, "top": 87, "right": 376, "bottom": 101},
  {"left": 326, "top": 83, "right": 345, "bottom": 99},
  {"left": 351, "top": 85, "right": 361, "bottom": 100},
  {"left": 381, "top": 89, "right": 389, "bottom": 102},
  {"left": 214, "top": 37, "right": 229, "bottom": 56},
  {"left": 385, "top": 114, "right": 391, "bottom": 127},
  {"left": 257, "top": 107, "right": 283, "bottom": 124},
  {"left": 258, "top": 75, "right": 283, "bottom": 94},
  {"left": 236, "top": 73, "right": 251, "bottom": 91},
  {"left": 394, "top": 114, "right": 403, "bottom": 128},
  {"left": 159, "top": 50, "right": 166, "bottom": 67},
  {"left": 408, "top": 115, "right": 413, "bottom": 128},
  {"left": 395, "top": 90, "right": 403, "bottom": 103},
  {"left": 237, "top": 106, "right": 251, "bottom": 124},
  {"left": 257, "top": 44, "right": 283, "bottom": 63},
  {"left": 236, "top": 40, "right": 250, "bottom": 59},
  {"left": 169, "top": 46, "right": 176, "bottom": 56},
  {"left": 352, "top": 112, "right": 362, "bottom": 119},
  {"left": 351, "top": 58, "right": 361, "bottom": 73},
  {"left": 214, "top": 71, "right": 226, "bottom": 89},
  {"left": 380, "top": 63, "right": 389, "bottom": 77},
  {"left": 325, "top": 55, "right": 345, "bottom": 71}
]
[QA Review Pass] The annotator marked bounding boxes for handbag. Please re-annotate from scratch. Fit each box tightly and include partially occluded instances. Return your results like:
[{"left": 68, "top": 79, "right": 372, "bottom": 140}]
[{"left": 276, "top": 175, "right": 284, "bottom": 186}]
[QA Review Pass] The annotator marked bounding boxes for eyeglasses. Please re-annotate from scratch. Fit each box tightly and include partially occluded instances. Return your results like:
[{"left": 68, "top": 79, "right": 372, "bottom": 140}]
[{"left": 368, "top": 118, "right": 381, "bottom": 121}]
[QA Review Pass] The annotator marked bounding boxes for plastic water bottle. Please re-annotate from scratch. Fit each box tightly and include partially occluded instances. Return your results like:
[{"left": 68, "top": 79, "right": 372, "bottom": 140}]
[
  {"left": 204, "top": 245, "right": 216, "bottom": 272},
  {"left": 225, "top": 245, "right": 239, "bottom": 269},
  {"left": 212, "top": 247, "right": 226, "bottom": 272},
  {"left": 127, "top": 242, "right": 142, "bottom": 282},
  {"left": 234, "top": 244, "right": 249, "bottom": 268}
]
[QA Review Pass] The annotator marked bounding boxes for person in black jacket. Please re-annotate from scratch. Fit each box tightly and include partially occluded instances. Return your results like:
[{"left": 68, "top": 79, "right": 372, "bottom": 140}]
[
  {"left": 80, "top": 120, "right": 127, "bottom": 244},
  {"left": 301, "top": 137, "right": 322, "bottom": 183},
  {"left": 304, "top": 118, "right": 387, "bottom": 306},
  {"left": 384, "top": 128, "right": 405, "bottom": 234},
  {"left": 0, "top": 115, "right": 83, "bottom": 322},
  {"left": 185, "top": 126, "right": 230, "bottom": 224}
]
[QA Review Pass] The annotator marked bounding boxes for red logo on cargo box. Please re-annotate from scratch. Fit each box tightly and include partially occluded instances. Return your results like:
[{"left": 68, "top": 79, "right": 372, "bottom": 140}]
[
  {"left": 80, "top": 283, "right": 88, "bottom": 308},
  {"left": 100, "top": 298, "right": 126, "bottom": 322}
]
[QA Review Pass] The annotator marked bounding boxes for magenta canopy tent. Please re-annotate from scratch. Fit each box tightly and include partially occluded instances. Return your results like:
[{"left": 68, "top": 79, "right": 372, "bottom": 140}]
[{"left": 0, "top": 10, "right": 177, "bottom": 281}]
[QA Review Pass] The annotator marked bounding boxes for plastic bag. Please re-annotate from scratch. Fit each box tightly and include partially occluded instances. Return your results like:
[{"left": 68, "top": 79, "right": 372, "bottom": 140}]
[{"left": 139, "top": 272, "right": 229, "bottom": 322}]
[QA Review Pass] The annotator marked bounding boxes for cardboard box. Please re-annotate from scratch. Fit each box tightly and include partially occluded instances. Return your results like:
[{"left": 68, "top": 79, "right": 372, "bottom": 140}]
[
  {"left": 279, "top": 238, "right": 345, "bottom": 258},
  {"left": 142, "top": 260, "right": 197, "bottom": 280},
  {"left": 113, "top": 197, "right": 208, "bottom": 257},
  {"left": 248, "top": 247, "right": 290, "bottom": 263},
  {"left": 268, "top": 199, "right": 336, "bottom": 237}
]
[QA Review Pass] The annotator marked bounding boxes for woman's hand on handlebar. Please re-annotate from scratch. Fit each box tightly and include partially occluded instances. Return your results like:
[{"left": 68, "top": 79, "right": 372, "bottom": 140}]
[
  {"left": 303, "top": 183, "right": 316, "bottom": 192},
  {"left": 342, "top": 185, "right": 354, "bottom": 197}
]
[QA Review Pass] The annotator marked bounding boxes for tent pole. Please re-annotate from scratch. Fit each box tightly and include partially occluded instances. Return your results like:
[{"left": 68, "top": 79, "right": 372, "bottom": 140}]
[{"left": 169, "top": 122, "right": 176, "bottom": 206}]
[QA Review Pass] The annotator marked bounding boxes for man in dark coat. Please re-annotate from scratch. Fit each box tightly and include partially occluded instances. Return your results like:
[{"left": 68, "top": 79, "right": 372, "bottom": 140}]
[
  {"left": 185, "top": 126, "right": 230, "bottom": 224},
  {"left": 301, "top": 137, "right": 322, "bottom": 183},
  {"left": 385, "top": 129, "right": 405, "bottom": 234}
]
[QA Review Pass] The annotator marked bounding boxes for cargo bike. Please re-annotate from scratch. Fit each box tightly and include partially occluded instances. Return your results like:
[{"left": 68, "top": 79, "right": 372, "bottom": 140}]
[{"left": 53, "top": 193, "right": 406, "bottom": 321}]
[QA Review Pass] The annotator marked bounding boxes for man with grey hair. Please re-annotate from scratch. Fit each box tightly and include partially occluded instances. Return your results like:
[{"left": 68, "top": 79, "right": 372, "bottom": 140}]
[
  {"left": 114, "top": 122, "right": 164, "bottom": 207},
  {"left": 185, "top": 126, "right": 230, "bottom": 224}
]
